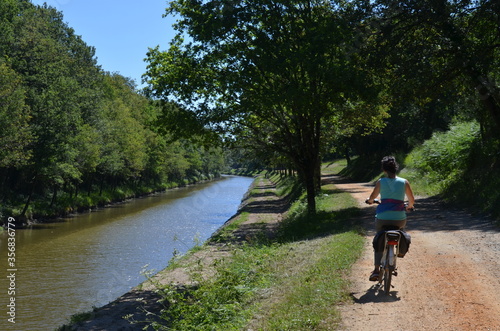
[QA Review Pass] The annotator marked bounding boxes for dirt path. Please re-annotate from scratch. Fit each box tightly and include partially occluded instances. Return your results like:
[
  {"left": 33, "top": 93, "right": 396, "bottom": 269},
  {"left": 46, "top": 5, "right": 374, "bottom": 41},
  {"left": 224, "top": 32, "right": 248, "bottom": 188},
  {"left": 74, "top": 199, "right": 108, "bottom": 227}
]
[{"left": 330, "top": 176, "right": 500, "bottom": 331}]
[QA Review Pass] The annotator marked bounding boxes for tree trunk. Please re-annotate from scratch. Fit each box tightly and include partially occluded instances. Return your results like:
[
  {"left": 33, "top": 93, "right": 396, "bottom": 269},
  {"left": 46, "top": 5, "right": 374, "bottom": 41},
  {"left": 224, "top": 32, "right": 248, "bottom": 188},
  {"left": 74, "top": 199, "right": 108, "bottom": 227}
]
[
  {"left": 87, "top": 177, "right": 93, "bottom": 196},
  {"left": 21, "top": 177, "right": 37, "bottom": 218},
  {"left": 49, "top": 185, "right": 58, "bottom": 209},
  {"left": 305, "top": 173, "right": 317, "bottom": 214},
  {"left": 297, "top": 159, "right": 318, "bottom": 214},
  {"left": 315, "top": 155, "right": 322, "bottom": 192},
  {"left": 477, "top": 86, "right": 500, "bottom": 133},
  {"left": 99, "top": 178, "right": 104, "bottom": 196},
  {"left": 0, "top": 168, "right": 8, "bottom": 202},
  {"left": 345, "top": 147, "right": 351, "bottom": 165}
]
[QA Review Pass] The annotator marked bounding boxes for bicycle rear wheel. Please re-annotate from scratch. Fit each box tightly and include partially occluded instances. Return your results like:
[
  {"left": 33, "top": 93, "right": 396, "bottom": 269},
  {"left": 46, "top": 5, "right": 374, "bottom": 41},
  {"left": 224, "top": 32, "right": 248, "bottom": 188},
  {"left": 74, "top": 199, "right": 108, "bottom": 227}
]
[
  {"left": 384, "top": 268, "right": 392, "bottom": 294},
  {"left": 383, "top": 245, "right": 395, "bottom": 294}
]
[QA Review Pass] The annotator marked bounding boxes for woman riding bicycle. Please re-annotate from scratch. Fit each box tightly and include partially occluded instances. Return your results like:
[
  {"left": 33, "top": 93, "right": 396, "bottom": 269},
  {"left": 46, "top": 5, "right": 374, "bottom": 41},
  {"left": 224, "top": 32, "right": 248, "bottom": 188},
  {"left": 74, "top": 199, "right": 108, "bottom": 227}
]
[{"left": 366, "top": 156, "right": 415, "bottom": 281}]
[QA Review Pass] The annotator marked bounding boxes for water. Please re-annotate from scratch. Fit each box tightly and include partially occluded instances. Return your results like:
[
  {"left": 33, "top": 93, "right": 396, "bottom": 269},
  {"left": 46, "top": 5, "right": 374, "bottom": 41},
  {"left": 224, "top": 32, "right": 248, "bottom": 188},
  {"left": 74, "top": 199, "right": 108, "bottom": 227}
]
[{"left": 0, "top": 175, "right": 253, "bottom": 330}]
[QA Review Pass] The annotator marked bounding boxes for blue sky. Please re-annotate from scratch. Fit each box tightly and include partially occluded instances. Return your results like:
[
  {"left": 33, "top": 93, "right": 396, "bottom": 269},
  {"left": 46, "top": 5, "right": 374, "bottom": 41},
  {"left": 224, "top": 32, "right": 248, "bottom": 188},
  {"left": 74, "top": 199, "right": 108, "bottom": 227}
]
[{"left": 31, "top": 0, "right": 177, "bottom": 88}]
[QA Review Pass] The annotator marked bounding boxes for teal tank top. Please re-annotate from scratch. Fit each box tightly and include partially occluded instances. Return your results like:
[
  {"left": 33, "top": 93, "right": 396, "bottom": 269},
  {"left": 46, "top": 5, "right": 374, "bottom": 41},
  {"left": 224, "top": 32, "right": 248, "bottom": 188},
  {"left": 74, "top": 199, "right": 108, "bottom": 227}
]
[{"left": 376, "top": 177, "right": 407, "bottom": 220}]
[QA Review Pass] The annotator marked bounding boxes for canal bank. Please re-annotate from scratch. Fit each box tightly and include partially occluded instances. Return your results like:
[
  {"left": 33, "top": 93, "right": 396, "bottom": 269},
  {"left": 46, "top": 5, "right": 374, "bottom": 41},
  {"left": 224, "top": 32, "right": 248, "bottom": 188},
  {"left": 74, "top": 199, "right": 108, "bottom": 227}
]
[
  {"left": 5, "top": 175, "right": 225, "bottom": 228},
  {"left": 64, "top": 174, "right": 288, "bottom": 330}
]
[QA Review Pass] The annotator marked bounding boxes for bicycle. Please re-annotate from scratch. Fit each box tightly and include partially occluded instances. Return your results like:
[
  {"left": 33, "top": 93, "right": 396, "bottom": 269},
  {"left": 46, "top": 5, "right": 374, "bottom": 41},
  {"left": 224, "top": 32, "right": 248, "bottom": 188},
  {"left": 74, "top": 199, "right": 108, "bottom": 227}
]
[{"left": 367, "top": 199, "right": 414, "bottom": 295}]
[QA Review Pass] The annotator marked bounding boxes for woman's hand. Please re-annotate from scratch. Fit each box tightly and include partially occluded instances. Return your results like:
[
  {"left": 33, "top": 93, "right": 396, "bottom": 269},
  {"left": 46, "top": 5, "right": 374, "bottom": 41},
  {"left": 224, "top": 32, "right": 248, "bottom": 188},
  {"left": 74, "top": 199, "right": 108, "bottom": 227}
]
[{"left": 406, "top": 204, "right": 415, "bottom": 211}]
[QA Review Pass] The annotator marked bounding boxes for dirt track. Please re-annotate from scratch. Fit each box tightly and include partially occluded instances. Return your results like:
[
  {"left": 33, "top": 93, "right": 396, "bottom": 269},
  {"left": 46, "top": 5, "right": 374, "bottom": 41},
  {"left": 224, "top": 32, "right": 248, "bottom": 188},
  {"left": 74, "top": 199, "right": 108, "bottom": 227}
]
[{"left": 333, "top": 177, "right": 500, "bottom": 331}]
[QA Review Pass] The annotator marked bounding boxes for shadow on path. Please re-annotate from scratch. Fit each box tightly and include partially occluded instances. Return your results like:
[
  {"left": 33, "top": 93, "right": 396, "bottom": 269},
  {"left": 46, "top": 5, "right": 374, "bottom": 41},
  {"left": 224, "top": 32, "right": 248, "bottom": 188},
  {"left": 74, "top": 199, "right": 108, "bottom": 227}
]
[
  {"left": 350, "top": 285, "right": 402, "bottom": 304},
  {"left": 406, "top": 196, "right": 498, "bottom": 233},
  {"left": 212, "top": 178, "right": 289, "bottom": 244},
  {"left": 323, "top": 173, "right": 499, "bottom": 234}
]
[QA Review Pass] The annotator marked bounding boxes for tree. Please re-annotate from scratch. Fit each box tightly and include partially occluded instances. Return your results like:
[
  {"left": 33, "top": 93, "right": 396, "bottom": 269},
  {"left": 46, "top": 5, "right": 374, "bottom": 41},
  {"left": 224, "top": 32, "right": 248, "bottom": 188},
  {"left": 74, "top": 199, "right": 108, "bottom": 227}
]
[
  {"left": 5, "top": 2, "right": 103, "bottom": 215},
  {"left": 0, "top": 61, "right": 32, "bottom": 169},
  {"left": 145, "top": 0, "right": 387, "bottom": 213},
  {"left": 95, "top": 74, "right": 150, "bottom": 190},
  {"left": 366, "top": 0, "right": 500, "bottom": 136}
]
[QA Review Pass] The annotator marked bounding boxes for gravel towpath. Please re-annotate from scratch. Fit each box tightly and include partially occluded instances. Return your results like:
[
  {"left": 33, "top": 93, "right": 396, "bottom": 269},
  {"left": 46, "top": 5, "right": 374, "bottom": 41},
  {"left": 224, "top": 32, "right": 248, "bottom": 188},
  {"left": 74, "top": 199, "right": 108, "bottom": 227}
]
[{"left": 330, "top": 176, "right": 500, "bottom": 331}]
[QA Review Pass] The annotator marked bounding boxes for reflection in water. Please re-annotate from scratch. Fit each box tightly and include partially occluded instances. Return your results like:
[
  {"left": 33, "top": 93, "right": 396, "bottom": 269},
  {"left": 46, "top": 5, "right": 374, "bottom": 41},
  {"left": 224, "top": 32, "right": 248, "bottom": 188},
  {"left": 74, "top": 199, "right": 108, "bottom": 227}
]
[{"left": 0, "top": 176, "right": 253, "bottom": 330}]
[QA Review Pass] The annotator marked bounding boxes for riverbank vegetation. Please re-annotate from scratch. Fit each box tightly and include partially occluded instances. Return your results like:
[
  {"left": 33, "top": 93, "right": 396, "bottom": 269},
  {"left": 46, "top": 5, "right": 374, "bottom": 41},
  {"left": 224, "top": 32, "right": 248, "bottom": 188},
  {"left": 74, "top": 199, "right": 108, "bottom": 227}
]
[
  {"left": 403, "top": 121, "right": 500, "bottom": 220},
  {"left": 0, "top": 1, "right": 227, "bottom": 223}
]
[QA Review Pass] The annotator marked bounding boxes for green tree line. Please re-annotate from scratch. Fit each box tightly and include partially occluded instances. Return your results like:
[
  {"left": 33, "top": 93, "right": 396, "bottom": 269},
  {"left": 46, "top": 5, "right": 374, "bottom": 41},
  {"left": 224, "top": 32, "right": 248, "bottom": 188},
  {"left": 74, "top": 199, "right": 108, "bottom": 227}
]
[
  {"left": 144, "top": 0, "right": 500, "bottom": 213},
  {"left": 0, "top": 0, "right": 225, "bottom": 222},
  {"left": 3, "top": 0, "right": 499, "bottom": 219}
]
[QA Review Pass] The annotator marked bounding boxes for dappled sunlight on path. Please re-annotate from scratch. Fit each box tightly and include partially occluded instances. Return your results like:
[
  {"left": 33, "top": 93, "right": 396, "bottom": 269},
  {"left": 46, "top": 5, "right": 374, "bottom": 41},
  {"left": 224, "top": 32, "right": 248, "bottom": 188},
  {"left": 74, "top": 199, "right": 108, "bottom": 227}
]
[{"left": 331, "top": 174, "right": 500, "bottom": 331}]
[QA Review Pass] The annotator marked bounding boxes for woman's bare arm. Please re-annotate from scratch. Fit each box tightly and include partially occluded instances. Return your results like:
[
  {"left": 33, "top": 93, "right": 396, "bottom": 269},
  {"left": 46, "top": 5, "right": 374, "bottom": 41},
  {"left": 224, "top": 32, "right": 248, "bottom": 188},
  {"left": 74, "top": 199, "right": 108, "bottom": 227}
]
[
  {"left": 405, "top": 180, "right": 415, "bottom": 209},
  {"left": 366, "top": 180, "right": 381, "bottom": 204}
]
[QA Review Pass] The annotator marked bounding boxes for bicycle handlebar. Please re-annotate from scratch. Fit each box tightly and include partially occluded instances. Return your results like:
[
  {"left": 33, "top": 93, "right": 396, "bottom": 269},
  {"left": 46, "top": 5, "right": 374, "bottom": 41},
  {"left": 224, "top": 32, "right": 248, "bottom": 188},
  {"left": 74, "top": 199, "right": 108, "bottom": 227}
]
[{"left": 365, "top": 198, "right": 415, "bottom": 212}]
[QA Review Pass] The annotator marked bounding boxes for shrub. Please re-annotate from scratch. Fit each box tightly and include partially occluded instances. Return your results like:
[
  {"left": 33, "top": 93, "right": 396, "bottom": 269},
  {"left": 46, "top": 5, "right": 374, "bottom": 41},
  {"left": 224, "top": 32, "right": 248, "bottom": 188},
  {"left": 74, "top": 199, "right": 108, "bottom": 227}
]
[{"left": 403, "top": 121, "right": 480, "bottom": 194}]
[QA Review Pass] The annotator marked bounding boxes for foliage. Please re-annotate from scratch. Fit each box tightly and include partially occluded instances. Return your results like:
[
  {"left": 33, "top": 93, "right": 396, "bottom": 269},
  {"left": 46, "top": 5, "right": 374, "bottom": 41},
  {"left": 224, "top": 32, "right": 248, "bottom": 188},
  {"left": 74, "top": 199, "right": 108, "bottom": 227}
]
[
  {"left": 156, "top": 246, "right": 270, "bottom": 330},
  {"left": 403, "top": 121, "right": 480, "bottom": 195},
  {"left": 0, "top": 1, "right": 227, "bottom": 222},
  {"left": 0, "top": 61, "right": 32, "bottom": 168},
  {"left": 402, "top": 121, "right": 500, "bottom": 219},
  {"left": 144, "top": 0, "right": 389, "bottom": 213},
  {"left": 332, "top": 0, "right": 500, "bottom": 162},
  {"left": 366, "top": 0, "right": 500, "bottom": 135}
]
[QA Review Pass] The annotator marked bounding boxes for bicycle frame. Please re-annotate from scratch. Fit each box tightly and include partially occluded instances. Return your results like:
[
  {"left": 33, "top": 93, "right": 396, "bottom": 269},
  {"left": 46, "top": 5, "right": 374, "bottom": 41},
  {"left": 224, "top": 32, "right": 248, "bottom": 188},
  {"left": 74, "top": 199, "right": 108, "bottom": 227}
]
[
  {"left": 366, "top": 198, "right": 413, "bottom": 294},
  {"left": 378, "top": 230, "right": 402, "bottom": 294}
]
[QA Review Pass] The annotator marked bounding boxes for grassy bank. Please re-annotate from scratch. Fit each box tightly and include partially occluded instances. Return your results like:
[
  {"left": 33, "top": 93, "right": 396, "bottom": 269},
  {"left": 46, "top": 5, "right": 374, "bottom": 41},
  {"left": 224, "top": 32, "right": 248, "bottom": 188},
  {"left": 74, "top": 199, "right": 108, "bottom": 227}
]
[
  {"left": 142, "top": 165, "right": 365, "bottom": 330},
  {"left": 59, "top": 163, "right": 365, "bottom": 330}
]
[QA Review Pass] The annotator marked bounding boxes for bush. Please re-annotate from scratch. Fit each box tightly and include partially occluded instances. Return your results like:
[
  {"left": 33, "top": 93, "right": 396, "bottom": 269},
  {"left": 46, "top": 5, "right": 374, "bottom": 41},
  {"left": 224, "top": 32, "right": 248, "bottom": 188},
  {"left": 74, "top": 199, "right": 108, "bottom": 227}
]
[
  {"left": 403, "top": 121, "right": 480, "bottom": 194},
  {"left": 402, "top": 120, "right": 500, "bottom": 220}
]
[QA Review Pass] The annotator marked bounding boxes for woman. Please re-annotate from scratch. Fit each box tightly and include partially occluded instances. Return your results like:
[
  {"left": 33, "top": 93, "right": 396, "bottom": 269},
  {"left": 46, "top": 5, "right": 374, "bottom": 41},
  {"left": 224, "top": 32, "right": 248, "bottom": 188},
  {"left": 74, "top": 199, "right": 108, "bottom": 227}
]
[{"left": 366, "top": 156, "right": 415, "bottom": 281}]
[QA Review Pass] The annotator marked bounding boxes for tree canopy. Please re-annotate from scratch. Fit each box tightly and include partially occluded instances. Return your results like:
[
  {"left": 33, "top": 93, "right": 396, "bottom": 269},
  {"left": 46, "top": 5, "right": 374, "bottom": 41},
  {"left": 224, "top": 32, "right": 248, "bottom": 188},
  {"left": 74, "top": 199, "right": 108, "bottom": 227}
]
[
  {"left": 367, "top": 0, "right": 500, "bottom": 133},
  {"left": 3, "top": 0, "right": 500, "bottom": 219},
  {"left": 145, "top": 0, "right": 389, "bottom": 212}
]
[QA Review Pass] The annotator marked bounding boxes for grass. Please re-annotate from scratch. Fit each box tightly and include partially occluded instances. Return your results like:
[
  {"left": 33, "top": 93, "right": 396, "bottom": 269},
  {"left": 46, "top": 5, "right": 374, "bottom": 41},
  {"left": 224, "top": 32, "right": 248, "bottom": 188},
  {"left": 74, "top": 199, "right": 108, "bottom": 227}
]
[
  {"left": 323, "top": 158, "right": 349, "bottom": 176},
  {"left": 249, "top": 232, "right": 363, "bottom": 330},
  {"left": 210, "top": 211, "right": 251, "bottom": 243},
  {"left": 151, "top": 162, "right": 365, "bottom": 330},
  {"left": 56, "top": 308, "right": 98, "bottom": 331},
  {"left": 58, "top": 162, "right": 365, "bottom": 330}
]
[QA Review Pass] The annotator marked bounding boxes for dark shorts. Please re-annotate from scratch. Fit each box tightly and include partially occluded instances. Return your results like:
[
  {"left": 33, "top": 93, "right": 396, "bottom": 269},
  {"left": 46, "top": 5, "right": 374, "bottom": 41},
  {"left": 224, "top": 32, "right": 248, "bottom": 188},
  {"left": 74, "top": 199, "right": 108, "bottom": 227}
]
[{"left": 375, "top": 218, "right": 407, "bottom": 232}]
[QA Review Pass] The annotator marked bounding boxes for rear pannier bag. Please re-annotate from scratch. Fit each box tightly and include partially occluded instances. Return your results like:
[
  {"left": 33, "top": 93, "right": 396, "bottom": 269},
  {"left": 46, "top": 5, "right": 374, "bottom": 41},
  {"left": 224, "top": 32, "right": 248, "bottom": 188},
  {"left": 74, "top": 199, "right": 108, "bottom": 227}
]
[{"left": 372, "top": 230, "right": 411, "bottom": 258}]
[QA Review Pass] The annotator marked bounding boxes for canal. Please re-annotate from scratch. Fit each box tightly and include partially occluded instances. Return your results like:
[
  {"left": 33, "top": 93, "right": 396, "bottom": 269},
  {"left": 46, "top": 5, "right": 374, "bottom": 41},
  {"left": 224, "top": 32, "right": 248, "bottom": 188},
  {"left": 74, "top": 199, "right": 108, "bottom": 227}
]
[{"left": 0, "top": 175, "right": 253, "bottom": 330}]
